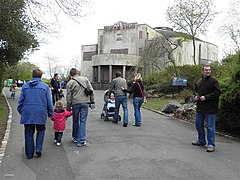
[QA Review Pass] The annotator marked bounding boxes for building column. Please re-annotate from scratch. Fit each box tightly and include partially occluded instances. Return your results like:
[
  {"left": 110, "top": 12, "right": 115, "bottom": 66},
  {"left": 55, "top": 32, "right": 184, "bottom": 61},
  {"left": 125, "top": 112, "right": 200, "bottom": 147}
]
[
  {"left": 98, "top": 65, "right": 101, "bottom": 82},
  {"left": 123, "top": 65, "right": 126, "bottom": 79},
  {"left": 109, "top": 65, "right": 112, "bottom": 82}
]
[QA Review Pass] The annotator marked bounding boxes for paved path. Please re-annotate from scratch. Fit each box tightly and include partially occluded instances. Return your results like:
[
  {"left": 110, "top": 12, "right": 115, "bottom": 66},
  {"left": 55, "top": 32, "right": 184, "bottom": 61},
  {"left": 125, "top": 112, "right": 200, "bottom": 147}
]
[{"left": 0, "top": 87, "right": 240, "bottom": 180}]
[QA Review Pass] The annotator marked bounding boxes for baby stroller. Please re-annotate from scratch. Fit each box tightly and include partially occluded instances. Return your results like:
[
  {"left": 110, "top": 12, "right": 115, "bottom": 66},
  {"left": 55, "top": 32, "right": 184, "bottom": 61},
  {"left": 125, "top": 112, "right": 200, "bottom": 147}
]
[{"left": 100, "top": 90, "right": 121, "bottom": 121}]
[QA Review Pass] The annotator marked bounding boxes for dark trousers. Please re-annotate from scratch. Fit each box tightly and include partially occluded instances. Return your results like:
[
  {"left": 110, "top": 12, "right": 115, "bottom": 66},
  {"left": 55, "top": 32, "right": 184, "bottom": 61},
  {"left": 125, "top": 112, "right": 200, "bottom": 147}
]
[
  {"left": 54, "top": 131, "right": 63, "bottom": 143},
  {"left": 52, "top": 90, "right": 59, "bottom": 105},
  {"left": 24, "top": 124, "right": 46, "bottom": 159}
]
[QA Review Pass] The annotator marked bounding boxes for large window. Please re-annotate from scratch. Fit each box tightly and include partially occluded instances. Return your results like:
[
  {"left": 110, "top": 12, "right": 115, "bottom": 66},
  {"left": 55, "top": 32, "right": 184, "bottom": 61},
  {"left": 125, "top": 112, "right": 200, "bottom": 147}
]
[
  {"left": 83, "top": 51, "right": 97, "bottom": 61},
  {"left": 110, "top": 48, "right": 128, "bottom": 54}
]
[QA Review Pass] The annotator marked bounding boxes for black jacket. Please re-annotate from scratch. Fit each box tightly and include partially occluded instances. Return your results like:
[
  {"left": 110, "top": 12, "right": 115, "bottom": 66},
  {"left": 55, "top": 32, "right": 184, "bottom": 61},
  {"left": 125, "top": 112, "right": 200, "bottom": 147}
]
[
  {"left": 124, "top": 81, "right": 144, "bottom": 98},
  {"left": 195, "top": 76, "right": 221, "bottom": 114}
]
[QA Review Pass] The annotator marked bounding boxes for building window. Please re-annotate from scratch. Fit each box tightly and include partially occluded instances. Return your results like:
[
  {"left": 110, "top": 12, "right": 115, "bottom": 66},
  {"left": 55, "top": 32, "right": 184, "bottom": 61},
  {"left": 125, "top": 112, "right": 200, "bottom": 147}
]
[
  {"left": 99, "top": 35, "right": 103, "bottom": 53},
  {"left": 83, "top": 51, "right": 97, "bottom": 61},
  {"left": 110, "top": 48, "right": 128, "bottom": 54},
  {"left": 139, "top": 48, "right": 143, "bottom": 55},
  {"left": 139, "top": 31, "right": 143, "bottom": 39}
]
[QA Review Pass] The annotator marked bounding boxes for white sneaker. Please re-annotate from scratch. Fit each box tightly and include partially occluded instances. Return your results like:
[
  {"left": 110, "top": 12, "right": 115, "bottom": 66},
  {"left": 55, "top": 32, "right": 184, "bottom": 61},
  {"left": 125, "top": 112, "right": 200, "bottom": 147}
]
[
  {"left": 72, "top": 138, "right": 77, "bottom": 143},
  {"left": 56, "top": 142, "right": 61, "bottom": 146},
  {"left": 77, "top": 141, "right": 90, "bottom": 147},
  {"left": 54, "top": 140, "right": 57, "bottom": 143}
]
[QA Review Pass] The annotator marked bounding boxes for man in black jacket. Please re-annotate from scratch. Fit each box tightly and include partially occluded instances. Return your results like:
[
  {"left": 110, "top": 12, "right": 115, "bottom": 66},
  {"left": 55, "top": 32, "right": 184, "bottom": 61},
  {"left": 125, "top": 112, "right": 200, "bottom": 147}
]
[
  {"left": 50, "top": 73, "right": 60, "bottom": 105},
  {"left": 192, "top": 65, "right": 221, "bottom": 152}
]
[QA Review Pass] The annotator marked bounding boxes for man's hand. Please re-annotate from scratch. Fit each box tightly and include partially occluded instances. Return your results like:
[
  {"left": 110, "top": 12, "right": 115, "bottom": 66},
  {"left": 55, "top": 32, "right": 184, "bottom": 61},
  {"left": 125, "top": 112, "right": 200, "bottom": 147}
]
[
  {"left": 89, "top": 103, "right": 95, "bottom": 109},
  {"left": 194, "top": 96, "right": 199, "bottom": 101},
  {"left": 200, "top": 96, "right": 206, "bottom": 101}
]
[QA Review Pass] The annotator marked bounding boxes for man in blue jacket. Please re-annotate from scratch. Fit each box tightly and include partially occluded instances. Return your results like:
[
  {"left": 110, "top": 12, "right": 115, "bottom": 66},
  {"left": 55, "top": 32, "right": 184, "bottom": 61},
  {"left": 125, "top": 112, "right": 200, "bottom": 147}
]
[{"left": 18, "top": 69, "right": 54, "bottom": 159}]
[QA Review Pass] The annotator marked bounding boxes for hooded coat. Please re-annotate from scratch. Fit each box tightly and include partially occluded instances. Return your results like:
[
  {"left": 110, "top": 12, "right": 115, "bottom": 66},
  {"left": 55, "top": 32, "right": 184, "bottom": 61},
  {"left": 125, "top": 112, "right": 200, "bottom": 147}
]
[
  {"left": 17, "top": 78, "right": 54, "bottom": 124},
  {"left": 50, "top": 108, "right": 72, "bottom": 131}
]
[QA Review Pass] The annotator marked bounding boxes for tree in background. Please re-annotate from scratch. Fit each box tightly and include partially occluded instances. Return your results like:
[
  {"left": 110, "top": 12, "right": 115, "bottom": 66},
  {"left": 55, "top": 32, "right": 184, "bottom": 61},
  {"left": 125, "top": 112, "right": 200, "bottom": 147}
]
[
  {"left": 139, "top": 36, "right": 178, "bottom": 76},
  {"left": 0, "top": 0, "right": 39, "bottom": 91},
  {"left": 24, "top": 0, "right": 91, "bottom": 36},
  {"left": 4, "top": 62, "right": 39, "bottom": 81},
  {"left": 220, "top": 0, "right": 240, "bottom": 55},
  {"left": 166, "top": 0, "right": 217, "bottom": 65}
]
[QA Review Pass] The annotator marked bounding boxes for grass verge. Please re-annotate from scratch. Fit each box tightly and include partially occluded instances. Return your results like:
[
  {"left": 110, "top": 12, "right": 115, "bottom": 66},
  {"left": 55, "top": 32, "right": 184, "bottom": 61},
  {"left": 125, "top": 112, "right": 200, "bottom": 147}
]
[{"left": 0, "top": 94, "right": 8, "bottom": 147}]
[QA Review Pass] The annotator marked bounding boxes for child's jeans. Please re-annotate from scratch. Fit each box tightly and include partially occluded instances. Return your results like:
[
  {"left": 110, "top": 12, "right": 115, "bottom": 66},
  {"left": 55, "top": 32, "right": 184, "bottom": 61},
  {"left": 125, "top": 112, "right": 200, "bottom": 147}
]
[{"left": 54, "top": 131, "right": 63, "bottom": 143}]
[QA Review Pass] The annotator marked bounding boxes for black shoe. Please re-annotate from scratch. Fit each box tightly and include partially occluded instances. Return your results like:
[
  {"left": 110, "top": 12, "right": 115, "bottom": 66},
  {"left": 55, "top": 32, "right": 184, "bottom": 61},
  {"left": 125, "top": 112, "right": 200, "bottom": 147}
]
[
  {"left": 132, "top": 124, "right": 141, "bottom": 127},
  {"left": 192, "top": 141, "right": 206, "bottom": 146},
  {"left": 36, "top": 152, "right": 42, "bottom": 158},
  {"left": 112, "top": 121, "right": 118, "bottom": 124},
  {"left": 27, "top": 155, "right": 33, "bottom": 159},
  {"left": 123, "top": 123, "right": 128, "bottom": 127}
]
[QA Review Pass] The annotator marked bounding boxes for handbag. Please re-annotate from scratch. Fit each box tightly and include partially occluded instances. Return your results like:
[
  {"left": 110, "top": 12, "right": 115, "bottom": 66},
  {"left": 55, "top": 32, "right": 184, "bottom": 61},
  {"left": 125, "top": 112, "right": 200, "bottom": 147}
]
[
  {"left": 72, "top": 78, "right": 93, "bottom": 96},
  {"left": 136, "top": 82, "right": 147, "bottom": 103}
]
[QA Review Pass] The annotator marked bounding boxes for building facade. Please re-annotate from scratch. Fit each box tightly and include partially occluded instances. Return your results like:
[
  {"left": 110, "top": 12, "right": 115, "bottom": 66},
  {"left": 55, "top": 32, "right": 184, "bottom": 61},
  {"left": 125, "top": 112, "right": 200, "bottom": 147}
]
[{"left": 81, "top": 22, "right": 218, "bottom": 89}]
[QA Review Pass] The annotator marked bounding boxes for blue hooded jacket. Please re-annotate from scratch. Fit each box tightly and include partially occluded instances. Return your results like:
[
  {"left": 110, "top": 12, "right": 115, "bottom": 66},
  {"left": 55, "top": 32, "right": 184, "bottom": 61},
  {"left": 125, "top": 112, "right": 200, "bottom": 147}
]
[{"left": 17, "top": 78, "right": 54, "bottom": 124}]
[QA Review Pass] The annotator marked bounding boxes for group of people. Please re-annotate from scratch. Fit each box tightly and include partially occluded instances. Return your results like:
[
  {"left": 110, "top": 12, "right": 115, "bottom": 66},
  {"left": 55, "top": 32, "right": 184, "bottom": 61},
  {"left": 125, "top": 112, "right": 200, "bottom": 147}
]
[
  {"left": 17, "top": 64, "right": 221, "bottom": 159},
  {"left": 17, "top": 68, "right": 95, "bottom": 159},
  {"left": 108, "top": 71, "right": 146, "bottom": 127}
]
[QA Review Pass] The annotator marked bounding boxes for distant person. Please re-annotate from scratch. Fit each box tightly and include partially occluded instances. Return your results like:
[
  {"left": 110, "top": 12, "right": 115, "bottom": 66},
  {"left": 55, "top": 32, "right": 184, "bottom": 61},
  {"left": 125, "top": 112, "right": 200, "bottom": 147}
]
[
  {"left": 10, "top": 83, "right": 17, "bottom": 99},
  {"left": 108, "top": 71, "right": 128, "bottom": 127},
  {"left": 50, "top": 73, "right": 60, "bottom": 105},
  {"left": 17, "top": 69, "right": 54, "bottom": 159},
  {"left": 59, "top": 88, "right": 64, "bottom": 99},
  {"left": 122, "top": 73, "right": 145, "bottom": 127},
  {"left": 66, "top": 68, "right": 95, "bottom": 147},
  {"left": 50, "top": 100, "right": 72, "bottom": 146},
  {"left": 192, "top": 64, "right": 221, "bottom": 152}
]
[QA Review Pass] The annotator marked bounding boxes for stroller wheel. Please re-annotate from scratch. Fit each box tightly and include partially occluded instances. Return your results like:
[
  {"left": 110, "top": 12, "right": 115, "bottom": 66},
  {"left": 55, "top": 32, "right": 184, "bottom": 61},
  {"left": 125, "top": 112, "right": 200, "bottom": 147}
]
[
  {"left": 118, "top": 115, "right": 121, "bottom": 121},
  {"left": 104, "top": 116, "right": 109, "bottom": 121},
  {"left": 101, "top": 113, "right": 104, "bottom": 119}
]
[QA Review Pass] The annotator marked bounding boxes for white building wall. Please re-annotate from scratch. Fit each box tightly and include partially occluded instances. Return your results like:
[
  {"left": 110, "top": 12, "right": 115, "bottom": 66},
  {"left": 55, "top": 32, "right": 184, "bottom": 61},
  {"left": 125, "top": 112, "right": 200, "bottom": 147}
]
[
  {"left": 81, "top": 44, "right": 97, "bottom": 80},
  {"left": 172, "top": 38, "right": 218, "bottom": 65}
]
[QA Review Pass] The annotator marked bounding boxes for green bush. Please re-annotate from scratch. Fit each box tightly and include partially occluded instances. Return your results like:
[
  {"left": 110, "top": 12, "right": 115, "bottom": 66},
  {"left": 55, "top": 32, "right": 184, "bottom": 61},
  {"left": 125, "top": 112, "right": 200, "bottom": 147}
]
[{"left": 217, "top": 52, "right": 240, "bottom": 136}]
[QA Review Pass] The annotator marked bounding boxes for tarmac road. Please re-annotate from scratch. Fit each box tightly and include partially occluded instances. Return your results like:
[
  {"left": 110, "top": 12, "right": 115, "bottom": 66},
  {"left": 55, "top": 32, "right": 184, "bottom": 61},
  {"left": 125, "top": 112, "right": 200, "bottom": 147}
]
[{"left": 0, "top": 87, "right": 240, "bottom": 180}]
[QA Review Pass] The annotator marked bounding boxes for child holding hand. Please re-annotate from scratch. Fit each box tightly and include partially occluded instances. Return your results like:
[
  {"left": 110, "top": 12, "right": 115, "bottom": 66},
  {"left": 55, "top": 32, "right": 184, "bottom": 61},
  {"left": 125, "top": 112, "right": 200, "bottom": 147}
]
[{"left": 51, "top": 100, "right": 72, "bottom": 146}]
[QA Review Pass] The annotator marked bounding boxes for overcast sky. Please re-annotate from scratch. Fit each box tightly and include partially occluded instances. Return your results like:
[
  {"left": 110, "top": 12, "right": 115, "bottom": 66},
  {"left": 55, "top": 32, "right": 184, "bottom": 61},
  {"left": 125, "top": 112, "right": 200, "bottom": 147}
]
[{"left": 27, "top": 0, "right": 232, "bottom": 75}]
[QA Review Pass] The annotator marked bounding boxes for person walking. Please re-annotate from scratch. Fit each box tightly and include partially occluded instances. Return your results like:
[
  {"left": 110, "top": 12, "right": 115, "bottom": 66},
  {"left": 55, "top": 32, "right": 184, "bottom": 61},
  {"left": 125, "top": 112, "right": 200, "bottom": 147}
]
[
  {"left": 66, "top": 68, "right": 95, "bottom": 147},
  {"left": 122, "top": 73, "right": 145, "bottom": 127},
  {"left": 109, "top": 71, "right": 128, "bottom": 127},
  {"left": 50, "top": 100, "right": 72, "bottom": 146},
  {"left": 10, "top": 83, "right": 17, "bottom": 99},
  {"left": 17, "top": 69, "right": 54, "bottom": 159},
  {"left": 50, "top": 73, "right": 60, "bottom": 105},
  {"left": 192, "top": 64, "right": 221, "bottom": 152}
]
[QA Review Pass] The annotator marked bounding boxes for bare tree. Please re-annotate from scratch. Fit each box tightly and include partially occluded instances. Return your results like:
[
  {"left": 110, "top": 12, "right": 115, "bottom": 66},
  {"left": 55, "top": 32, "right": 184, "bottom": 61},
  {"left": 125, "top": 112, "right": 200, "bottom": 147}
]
[
  {"left": 139, "top": 36, "right": 178, "bottom": 76},
  {"left": 71, "top": 55, "right": 81, "bottom": 70},
  {"left": 24, "top": 0, "right": 91, "bottom": 35},
  {"left": 220, "top": 0, "right": 240, "bottom": 55},
  {"left": 44, "top": 54, "right": 61, "bottom": 77},
  {"left": 166, "top": 0, "right": 217, "bottom": 65}
]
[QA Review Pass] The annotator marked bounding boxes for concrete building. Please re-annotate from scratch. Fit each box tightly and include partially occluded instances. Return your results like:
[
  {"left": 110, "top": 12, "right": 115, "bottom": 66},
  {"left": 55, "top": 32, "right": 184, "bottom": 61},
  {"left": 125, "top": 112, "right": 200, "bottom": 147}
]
[{"left": 81, "top": 21, "right": 218, "bottom": 89}]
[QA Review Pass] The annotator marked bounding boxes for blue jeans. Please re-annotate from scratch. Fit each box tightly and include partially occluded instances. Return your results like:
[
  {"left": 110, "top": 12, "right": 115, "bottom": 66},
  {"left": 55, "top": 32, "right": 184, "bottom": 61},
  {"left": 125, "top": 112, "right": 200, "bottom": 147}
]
[
  {"left": 72, "top": 103, "right": 89, "bottom": 144},
  {"left": 24, "top": 124, "right": 46, "bottom": 158},
  {"left": 133, "top": 97, "right": 143, "bottom": 125},
  {"left": 195, "top": 112, "right": 216, "bottom": 147},
  {"left": 114, "top": 95, "right": 128, "bottom": 124}
]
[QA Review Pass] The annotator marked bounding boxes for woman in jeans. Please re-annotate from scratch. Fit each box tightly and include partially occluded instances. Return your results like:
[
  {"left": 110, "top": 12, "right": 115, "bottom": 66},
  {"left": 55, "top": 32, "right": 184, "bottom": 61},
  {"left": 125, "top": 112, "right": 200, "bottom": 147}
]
[{"left": 122, "top": 73, "right": 145, "bottom": 127}]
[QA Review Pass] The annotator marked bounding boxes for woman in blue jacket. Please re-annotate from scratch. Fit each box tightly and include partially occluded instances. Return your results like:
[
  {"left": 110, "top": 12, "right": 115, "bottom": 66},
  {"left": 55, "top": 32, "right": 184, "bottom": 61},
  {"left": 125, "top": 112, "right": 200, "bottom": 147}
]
[{"left": 17, "top": 69, "right": 54, "bottom": 159}]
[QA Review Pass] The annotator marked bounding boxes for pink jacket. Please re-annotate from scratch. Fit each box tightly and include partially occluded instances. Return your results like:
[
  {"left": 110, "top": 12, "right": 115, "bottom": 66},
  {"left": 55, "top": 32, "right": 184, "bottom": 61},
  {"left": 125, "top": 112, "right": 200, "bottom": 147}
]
[{"left": 50, "top": 108, "right": 72, "bottom": 131}]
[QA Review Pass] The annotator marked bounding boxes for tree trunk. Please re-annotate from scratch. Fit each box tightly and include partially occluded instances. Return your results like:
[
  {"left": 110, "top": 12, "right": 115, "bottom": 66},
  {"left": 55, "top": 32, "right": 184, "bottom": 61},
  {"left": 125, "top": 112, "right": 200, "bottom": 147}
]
[{"left": 192, "top": 37, "right": 197, "bottom": 65}]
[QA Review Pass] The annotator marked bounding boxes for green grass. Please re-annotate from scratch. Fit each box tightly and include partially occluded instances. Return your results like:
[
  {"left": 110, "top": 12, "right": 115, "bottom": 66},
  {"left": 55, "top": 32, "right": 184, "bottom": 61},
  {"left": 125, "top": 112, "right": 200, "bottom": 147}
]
[
  {"left": 0, "top": 95, "right": 8, "bottom": 124},
  {"left": 143, "top": 97, "right": 184, "bottom": 111}
]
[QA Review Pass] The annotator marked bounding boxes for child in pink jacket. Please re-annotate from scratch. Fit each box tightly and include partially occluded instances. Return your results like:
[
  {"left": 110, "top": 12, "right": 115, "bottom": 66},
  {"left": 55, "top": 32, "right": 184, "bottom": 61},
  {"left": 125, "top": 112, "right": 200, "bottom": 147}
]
[{"left": 51, "top": 100, "right": 72, "bottom": 146}]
